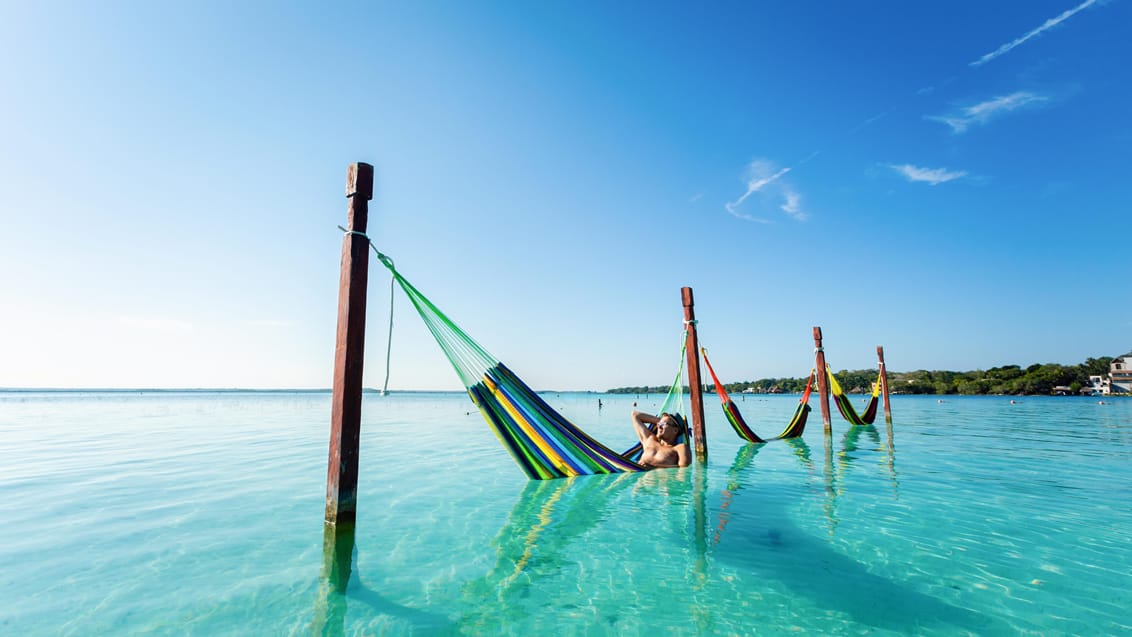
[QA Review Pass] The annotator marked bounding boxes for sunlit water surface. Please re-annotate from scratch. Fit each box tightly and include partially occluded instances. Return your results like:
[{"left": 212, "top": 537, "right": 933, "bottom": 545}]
[{"left": 1, "top": 391, "right": 1129, "bottom": 635}]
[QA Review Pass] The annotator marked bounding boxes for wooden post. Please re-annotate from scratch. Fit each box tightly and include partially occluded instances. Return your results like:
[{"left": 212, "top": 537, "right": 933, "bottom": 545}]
[
  {"left": 813, "top": 326, "right": 831, "bottom": 435},
  {"left": 877, "top": 346, "right": 892, "bottom": 425},
  {"left": 325, "top": 162, "right": 374, "bottom": 526},
  {"left": 682, "top": 287, "right": 707, "bottom": 461}
]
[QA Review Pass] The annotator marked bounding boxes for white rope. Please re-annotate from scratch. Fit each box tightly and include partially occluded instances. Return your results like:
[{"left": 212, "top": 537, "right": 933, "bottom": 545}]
[
  {"left": 337, "top": 225, "right": 395, "bottom": 395},
  {"left": 336, "top": 225, "right": 369, "bottom": 241}
]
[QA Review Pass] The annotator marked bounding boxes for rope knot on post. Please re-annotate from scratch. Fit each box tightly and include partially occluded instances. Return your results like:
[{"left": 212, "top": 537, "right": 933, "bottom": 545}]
[{"left": 337, "top": 225, "right": 370, "bottom": 242}]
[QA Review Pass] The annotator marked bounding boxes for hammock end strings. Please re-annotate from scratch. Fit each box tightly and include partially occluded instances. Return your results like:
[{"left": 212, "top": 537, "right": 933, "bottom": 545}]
[{"left": 337, "top": 225, "right": 396, "bottom": 393}]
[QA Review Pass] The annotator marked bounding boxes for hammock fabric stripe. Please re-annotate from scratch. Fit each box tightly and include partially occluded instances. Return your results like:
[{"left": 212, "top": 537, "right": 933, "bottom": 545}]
[
  {"left": 827, "top": 368, "right": 881, "bottom": 426},
  {"left": 472, "top": 363, "right": 644, "bottom": 479},
  {"left": 374, "top": 250, "right": 655, "bottom": 479},
  {"left": 777, "top": 377, "right": 814, "bottom": 438},
  {"left": 700, "top": 347, "right": 813, "bottom": 443}
]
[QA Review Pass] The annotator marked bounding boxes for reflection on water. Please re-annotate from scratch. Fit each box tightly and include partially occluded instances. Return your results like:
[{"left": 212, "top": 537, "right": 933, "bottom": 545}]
[
  {"left": 837, "top": 420, "right": 900, "bottom": 498},
  {"left": 311, "top": 523, "right": 353, "bottom": 636},
  {"left": 708, "top": 435, "right": 1001, "bottom": 635},
  {"left": 446, "top": 428, "right": 989, "bottom": 635},
  {"left": 713, "top": 443, "right": 762, "bottom": 544},
  {"left": 459, "top": 474, "right": 635, "bottom": 632},
  {"left": 823, "top": 434, "right": 839, "bottom": 535},
  {"left": 5, "top": 392, "right": 1128, "bottom": 635},
  {"left": 311, "top": 522, "right": 456, "bottom": 636}
]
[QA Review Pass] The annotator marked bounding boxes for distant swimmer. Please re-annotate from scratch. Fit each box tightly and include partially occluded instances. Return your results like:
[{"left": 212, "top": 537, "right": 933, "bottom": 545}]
[
  {"left": 1010, "top": 400, "right": 1016, "bottom": 404},
  {"left": 1098, "top": 400, "right": 1106, "bottom": 405}
]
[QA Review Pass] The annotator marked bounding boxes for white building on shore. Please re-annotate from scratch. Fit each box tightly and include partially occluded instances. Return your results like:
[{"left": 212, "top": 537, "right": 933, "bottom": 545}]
[
  {"left": 1111, "top": 354, "right": 1132, "bottom": 393},
  {"left": 1086, "top": 375, "right": 1111, "bottom": 396}
]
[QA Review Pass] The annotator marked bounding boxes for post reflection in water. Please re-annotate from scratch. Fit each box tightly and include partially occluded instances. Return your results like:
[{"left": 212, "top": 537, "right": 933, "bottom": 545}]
[
  {"left": 823, "top": 433, "right": 839, "bottom": 536},
  {"left": 310, "top": 521, "right": 455, "bottom": 636},
  {"left": 885, "top": 418, "right": 899, "bottom": 495},
  {"left": 713, "top": 443, "right": 763, "bottom": 544},
  {"left": 838, "top": 420, "right": 900, "bottom": 498},
  {"left": 708, "top": 433, "right": 998, "bottom": 635},
  {"left": 311, "top": 522, "right": 355, "bottom": 637},
  {"left": 459, "top": 473, "right": 634, "bottom": 632},
  {"left": 714, "top": 438, "right": 819, "bottom": 545},
  {"left": 446, "top": 420, "right": 973, "bottom": 635}
]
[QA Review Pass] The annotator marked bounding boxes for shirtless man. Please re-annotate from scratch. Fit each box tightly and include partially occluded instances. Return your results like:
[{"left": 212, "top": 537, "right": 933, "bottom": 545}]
[{"left": 631, "top": 410, "right": 691, "bottom": 469}]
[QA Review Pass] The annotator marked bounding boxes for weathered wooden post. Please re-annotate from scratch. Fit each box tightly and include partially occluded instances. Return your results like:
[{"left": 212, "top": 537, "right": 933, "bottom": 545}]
[
  {"left": 813, "top": 326, "right": 831, "bottom": 435},
  {"left": 325, "top": 162, "right": 374, "bottom": 526},
  {"left": 682, "top": 287, "right": 707, "bottom": 461},
  {"left": 877, "top": 345, "right": 892, "bottom": 425}
]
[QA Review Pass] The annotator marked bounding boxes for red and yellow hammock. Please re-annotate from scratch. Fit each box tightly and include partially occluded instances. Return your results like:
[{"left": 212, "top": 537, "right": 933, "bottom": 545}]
[{"left": 700, "top": 348, "right": 813, "bottom": 443}]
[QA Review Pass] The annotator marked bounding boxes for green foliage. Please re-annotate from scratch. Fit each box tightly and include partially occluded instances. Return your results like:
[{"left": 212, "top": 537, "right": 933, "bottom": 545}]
[{"left": 606, "top": 356, "right": 1119, "bottom": 396}]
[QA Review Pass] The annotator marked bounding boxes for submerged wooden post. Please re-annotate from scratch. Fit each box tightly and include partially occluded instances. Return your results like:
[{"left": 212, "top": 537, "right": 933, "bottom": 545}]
[
  {"left": 813, "top": 326, "right": 831, "bottom": 435},
  {"left": 325, "top": 162, "right": 374, "bottom": 526},
  {"left": 311, "top": 522, "right": 355, "bottom": 635},
  {"left": 822, "top": 432, "right": 837, "bottom": 536},
  {"left": 877, "top": 345, "right": 892, "bottom": 425},
  {"left": 682, "top": 287, "right": 707, "bottom": 461}
]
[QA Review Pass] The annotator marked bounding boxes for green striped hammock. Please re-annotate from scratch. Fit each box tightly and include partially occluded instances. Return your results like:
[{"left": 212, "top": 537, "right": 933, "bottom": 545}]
[
  {"left": 699, "top": 347, "right": 813, "bottom": 443},
  {"left": 375, "top": 250, "right": 686, "bottom": 479},
  {"left": 827, "top": 367, "right": 881, "bottom": 426}
]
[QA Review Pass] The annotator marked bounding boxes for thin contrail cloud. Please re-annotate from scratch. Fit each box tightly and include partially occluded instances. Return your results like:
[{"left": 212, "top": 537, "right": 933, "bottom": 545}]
[
  {"left": 927, "top": 91, "right": 1049, "bottom": 133},
  {"left": 970, "top": 0, "right": 1099, "bottom": 67},
  {"left": 724, "top": 3, "right": 1102, "bottom": 222},
  {"left": 725, "top": 165, "right": 792, "bottom": 216},
  {"left": 724, "top": 152, "right": 820, "bottom": 222}
]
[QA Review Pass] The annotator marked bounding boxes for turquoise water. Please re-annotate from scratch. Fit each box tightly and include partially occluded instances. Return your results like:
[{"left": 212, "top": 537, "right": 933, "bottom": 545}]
[{"left": 1, "top": 390, "right": 1129, "bottom": 635}]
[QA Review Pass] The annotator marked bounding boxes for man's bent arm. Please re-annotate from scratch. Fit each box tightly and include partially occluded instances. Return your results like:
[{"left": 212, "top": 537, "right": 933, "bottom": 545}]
[{"left": 631, "top": 410, "right": 658, "bottom": 443}]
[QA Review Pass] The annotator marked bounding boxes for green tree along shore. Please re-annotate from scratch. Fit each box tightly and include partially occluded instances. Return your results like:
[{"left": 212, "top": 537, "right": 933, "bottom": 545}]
[{"left": 608, "top": 357, "right": 1117, "bottom": 396}]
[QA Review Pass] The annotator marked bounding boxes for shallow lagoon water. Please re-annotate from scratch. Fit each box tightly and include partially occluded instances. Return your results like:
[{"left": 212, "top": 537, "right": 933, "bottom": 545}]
[{"left": 1, "top": 390, "right": 1129, "bottom": 635}]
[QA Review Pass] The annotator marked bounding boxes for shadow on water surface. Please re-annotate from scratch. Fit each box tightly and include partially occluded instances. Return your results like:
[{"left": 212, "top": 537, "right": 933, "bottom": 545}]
[
  {"left": 310, "top": 522, "right": 455, "bottom": 636},
  {"left": 710, "top": 437, "right": 1005, "bottom": 635},
  {"left": 458, "top": 473, "right": 635, "bottom": 632},
  {"left": 311, "top": 420, "right": 998, "bottom": 635}
]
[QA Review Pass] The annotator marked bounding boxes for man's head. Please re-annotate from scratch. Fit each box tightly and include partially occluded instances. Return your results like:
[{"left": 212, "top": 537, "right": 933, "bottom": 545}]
[{"left": 655, "top": 413, "right": 682, "bottom": 444}]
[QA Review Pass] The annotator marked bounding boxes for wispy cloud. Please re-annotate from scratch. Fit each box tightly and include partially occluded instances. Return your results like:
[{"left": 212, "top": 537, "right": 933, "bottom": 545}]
[
  {"left": 848, "top": 110, "right": 892, "bottom": 135},
  {"left": 725, "top": 209, "right": 773, "bottom": 224},
  {"left": 888, "top": 164, "right": 968, "bottom": 185},
  {"left": 689, "top": 193, "right": 704, "bottom": 203},
  {"left": 970, "top": 0, "right": 1099, "bottom": 67},
  {"left": 927, "top": 91, "right": 1049, "bottom": 133},
  {"left": 725, "top": 158, "right": 812, "bottom": 222},
  {"left": 780, "top": 188, "right": 807, "bottom": 220}
]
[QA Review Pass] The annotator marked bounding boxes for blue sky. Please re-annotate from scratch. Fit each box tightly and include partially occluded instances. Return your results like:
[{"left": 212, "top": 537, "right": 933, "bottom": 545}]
[{"left": 2, "top": 1, "right": 1129, "bottom": 390}]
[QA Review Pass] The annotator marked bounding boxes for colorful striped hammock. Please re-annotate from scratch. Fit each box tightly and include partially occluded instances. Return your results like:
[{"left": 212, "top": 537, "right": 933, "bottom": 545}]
[
  {"left": 700, "top": 347, "right": 813, "bottom": 443},
  {"left": 827, "top": 367, "right": 881, "bottom": 426},
  {"left": 374, "top": 250, "right": 686, "bottom": 479}
]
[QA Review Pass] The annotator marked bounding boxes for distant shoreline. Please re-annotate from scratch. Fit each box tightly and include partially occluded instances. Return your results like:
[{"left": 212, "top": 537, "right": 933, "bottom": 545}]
[
  {"left": 1, "top": 387, "right": 1126, "bottom": 398},
  {"left": 0, "top": 387, "right": 456, "bottom": 394}
]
